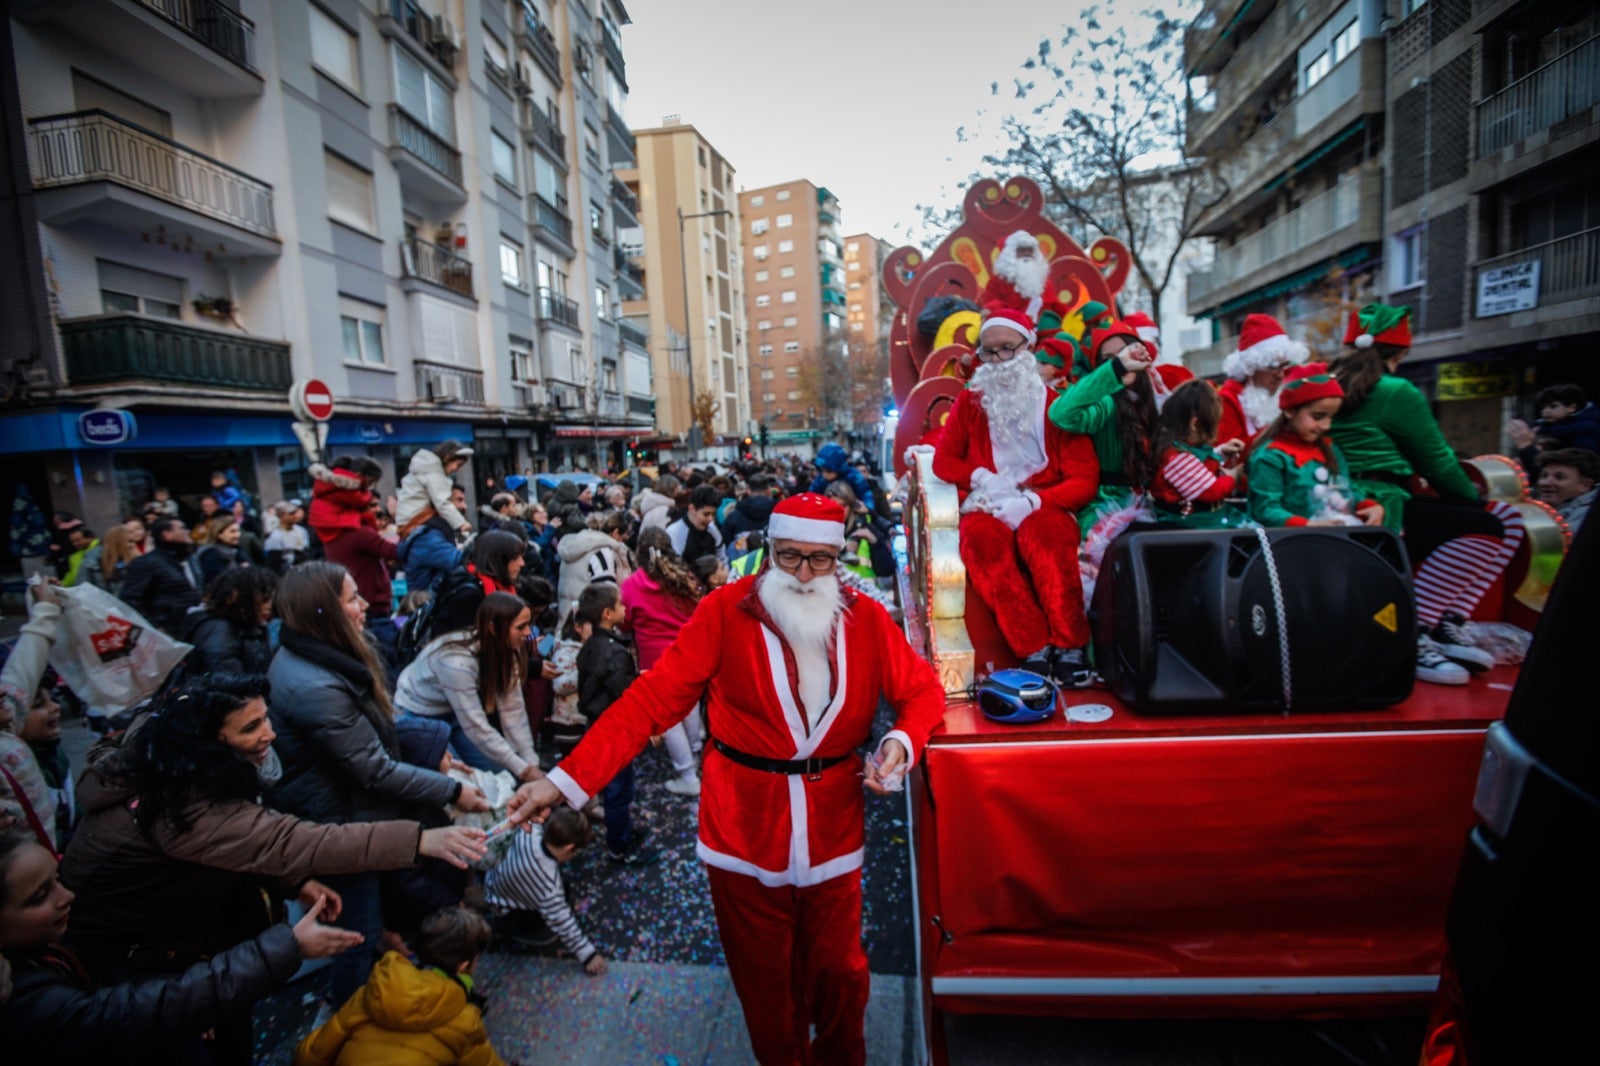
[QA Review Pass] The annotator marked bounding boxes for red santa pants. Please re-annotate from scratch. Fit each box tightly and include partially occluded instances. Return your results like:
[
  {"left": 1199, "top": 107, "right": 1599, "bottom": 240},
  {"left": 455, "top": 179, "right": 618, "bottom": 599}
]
[
  {"left": 959, "top": 507, "right": 1090, "bottom": 657},
  {"left": 707, "top": 864, "right": 870, "bottom": 1066}
]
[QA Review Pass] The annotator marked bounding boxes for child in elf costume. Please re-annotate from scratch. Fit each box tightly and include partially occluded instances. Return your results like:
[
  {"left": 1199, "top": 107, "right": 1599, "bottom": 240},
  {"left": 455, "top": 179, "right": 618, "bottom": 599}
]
[
  {"left": 1248, "top": 369, "right": 1384, "bottom": 528},
  {"left": 1149, "top": 379, "right": 1251, "bottom": 528}
]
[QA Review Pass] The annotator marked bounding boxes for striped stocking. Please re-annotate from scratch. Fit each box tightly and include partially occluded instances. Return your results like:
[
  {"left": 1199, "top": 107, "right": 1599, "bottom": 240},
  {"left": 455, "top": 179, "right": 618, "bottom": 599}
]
[{"left": 1412, "top": 501, "right": 1526, "bottom": 627}]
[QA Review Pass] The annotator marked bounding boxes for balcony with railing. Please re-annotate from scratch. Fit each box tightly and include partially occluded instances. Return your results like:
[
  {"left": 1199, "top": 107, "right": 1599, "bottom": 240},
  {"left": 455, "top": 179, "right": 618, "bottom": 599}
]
[
  {"left": 531, "top": 193, "right": 575, "bottom": 251},
  {"left": 522, "top": 101, "right": 567, "bottom": 162},
  {"left": 57, "top": 313, "right": 291, "bottom": 392},
  {"left": 400, "top": 236, "right": 473, "bottom": 299},
  {"left": 388, "top": 106, "right": 464, "bottom": 203},
  {"left": 518, "top": 10, "right": 562, "bottom": 84},
  {"left": 1189, "top": 168, "right": 1382, "bottom": 311},
  {"left": 610, "top": 176, "right": 639, "bottom": 220},
  {"left": 599, "top": 390, "right": 625, "bottom": 420},
  {"left": 1476, "top": 35, "right": 1600, "bottom": 159},
  {"left": 27, "top": 110, "right": 278, "bottom": 254},
  {"left": 384, "top": 0, "right": 458, "bottom": 70},
  {"left": 537, "top": 287, "right": 581, "bottom": 329},
  {"left": 15, "top": 0, "right": 262, "bottom": 96},
  {"left": 1471, "top": 227, "right": 1600, "bottom": 320},
  {"left": 619, "top": 317, "right": 649, "bottom": 349},
  {"left": 600, "top": 23, "right": 626, "bottom": 81},
  {"left": 1188, "top": 0, "right": 1320, "bottom": 153},
  {"left": 415, "top": 360, "right": 485, "bottom": 404},
  {"left": 605, "top": 103, "right": 636, "bottom": 166}
]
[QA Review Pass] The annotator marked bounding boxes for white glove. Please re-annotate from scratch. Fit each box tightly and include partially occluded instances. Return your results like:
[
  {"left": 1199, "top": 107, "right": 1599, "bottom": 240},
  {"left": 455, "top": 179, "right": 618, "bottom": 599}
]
[
  {"left": 994, "top": 491, "right": 1040, "bottom": 530},
  {"left": 969, "top": 467, "right": 1003, "bottom": 495}
]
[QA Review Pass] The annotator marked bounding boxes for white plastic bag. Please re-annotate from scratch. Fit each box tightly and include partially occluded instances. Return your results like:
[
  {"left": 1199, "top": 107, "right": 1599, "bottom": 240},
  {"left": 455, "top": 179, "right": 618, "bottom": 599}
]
[{"left": 45, "top": 584, "right": 191, "bottom": 717}]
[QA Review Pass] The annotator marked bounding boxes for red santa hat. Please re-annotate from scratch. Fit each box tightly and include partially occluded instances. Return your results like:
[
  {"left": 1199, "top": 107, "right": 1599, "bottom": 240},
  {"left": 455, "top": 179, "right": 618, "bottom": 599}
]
[
  {"left": 1088, "top": 319, "right": 1142, "bottom": 363},
  {"left": 978, "top": 306, "right": 1036, "bottom": 346},
  {"left": 767, "top": 492, "right": 847, "bottom": 546},
  {"left": 1222, "top": 313, "right": 1309, "bottom": 380},
  {"left": 1121, "top": 311, "right": 1161, "bottom": 358}
]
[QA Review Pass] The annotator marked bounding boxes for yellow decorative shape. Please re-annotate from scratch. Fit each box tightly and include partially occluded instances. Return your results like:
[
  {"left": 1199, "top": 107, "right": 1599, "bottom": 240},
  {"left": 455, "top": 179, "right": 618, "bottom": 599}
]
[
  {"left": 934, "top": 310, "right": 981, "bottom": 352},
  {"left": 985, "top": 187, "right": 1000, "bottom": 201},
  {"left": 907, "top": 252, "right": 922, "bottom": 266},
  {"left": 1511, "top": 501, "right": 1568, "bottom": 613},
  {"left": 1005, "top": 184, "right": 1020, "bottom": 198},
  {"left": 949, "top": 237, "right": 988, "bottom": 287},
  {"left": 1373, "top": 603, "right": 1397, "bottom": 633},
  {"left": 1036, "top": 234, "right": 1057, "bottom": 260},
  {"left": 1092, "top": 247, "right": 1107, "bottom": 262}
]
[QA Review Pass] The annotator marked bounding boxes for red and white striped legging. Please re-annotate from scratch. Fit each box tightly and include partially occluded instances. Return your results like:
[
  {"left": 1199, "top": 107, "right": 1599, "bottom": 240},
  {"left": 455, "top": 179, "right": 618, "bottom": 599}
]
[{"left": 1407, "top": 498, "right": 1525, "bottom": 628}]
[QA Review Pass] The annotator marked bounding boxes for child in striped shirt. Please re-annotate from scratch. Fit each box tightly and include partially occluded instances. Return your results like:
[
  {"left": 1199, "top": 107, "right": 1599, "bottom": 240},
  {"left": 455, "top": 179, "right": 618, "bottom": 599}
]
[
  {"left": 1149, "top": 379, "right": 1251, "bottom": 528},
  {"left": 483, "top": 806, "right": 607, "bottom": 975}
]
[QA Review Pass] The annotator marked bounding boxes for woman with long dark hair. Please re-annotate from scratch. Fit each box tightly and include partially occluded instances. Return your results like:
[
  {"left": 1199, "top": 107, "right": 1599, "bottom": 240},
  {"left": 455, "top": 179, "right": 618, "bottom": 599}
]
[
  {"left": 180, "top": 566, "right": 278, "bottom": 676},
  {"left": 1328, "top": 304, "right": 1525, "bottom": 685},
  {"left": 267, "top": 562, "right": 489, "bottom": 1004},
  {"left": 396, "top": 592, "right": 543, "bottom": 782},
  {"left": 1049, "top": 319, "right": 1159, "bottom": 529},
  {"left": 428, "top": 528, "right": 527, "bottom": 638},
  {"left": 621, "top": 527, "right": 706, "bottom": 796},
  {"left": 57, "top": 674, "right": 484, "bottom": 1064}
]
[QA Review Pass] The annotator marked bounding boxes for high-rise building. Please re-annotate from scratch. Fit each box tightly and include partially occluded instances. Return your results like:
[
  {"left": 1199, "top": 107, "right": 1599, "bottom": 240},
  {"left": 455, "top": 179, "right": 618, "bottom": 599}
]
[
  {"left": 1181, "top": 0, "right": 1387, "bottom": 377},
  {"left": 1182, "top": 0, "right": 1599, "bottom": 455},
  {"left": 622, "top": 119, "right": 747, "bottom": 455},
  {"left": 0, "top": 0, "right": 650, "bottom": 529},
  {"left": 843, "top": 232, "right": 893, "bottom": 429},
  {"left": 739, "top": 180, "right": 844, "bottom": 452}
]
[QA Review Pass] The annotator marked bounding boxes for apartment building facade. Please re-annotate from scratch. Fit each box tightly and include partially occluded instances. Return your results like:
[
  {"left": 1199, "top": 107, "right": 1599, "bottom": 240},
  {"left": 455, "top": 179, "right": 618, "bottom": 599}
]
[
  {"left": 1183, "top": 0, "right": 1389, "bottom": 376},
  {"left": 619, "top": 120, "right": 747, "bottom": 457},
  {"left": 1183, "top": 0, "right": 1599, "bottom": 455},
  {"left": 843, "top": 231, "right": 892, "bottom": 433},
  {"left": 739, "top": 180, "right": 845, "bottom": 452},
  {"left": 0, "top": 0, "right": 649, "bottom": 533}
]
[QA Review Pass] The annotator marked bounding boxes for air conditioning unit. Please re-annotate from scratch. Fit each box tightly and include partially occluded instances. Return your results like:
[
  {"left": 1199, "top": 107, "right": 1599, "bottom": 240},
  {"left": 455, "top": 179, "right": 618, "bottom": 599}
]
[
  {"left": 513, "top": 73, "right": 534, "bottom": 98},
  {"left": 522, "top": 383, "right": 548, "bottom": 407},
  {"left": 427, "top": 370, "right": 463, "bottom": 402}
]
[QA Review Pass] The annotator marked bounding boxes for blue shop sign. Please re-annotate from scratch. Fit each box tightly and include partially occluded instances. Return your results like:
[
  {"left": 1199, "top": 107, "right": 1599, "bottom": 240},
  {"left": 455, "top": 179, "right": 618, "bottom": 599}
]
[
  {"left": 357, "top": 422, "right": 385, "bottom": 444},
  {"left": 78, "top": 409, "right": 138, "bottom": 446}
]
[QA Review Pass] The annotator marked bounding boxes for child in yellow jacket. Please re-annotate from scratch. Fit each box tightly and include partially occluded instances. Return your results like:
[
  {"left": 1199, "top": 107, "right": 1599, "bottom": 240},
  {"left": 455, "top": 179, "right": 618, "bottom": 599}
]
[{"left": 294, "top": 907, "right": 511, "bottom": 1066}]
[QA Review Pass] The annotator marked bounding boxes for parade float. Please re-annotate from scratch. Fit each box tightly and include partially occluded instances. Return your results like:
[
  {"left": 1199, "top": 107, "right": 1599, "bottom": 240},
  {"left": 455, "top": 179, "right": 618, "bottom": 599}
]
[{"left": 885, "top": 177, "right": 1569, "bottom": 1062}]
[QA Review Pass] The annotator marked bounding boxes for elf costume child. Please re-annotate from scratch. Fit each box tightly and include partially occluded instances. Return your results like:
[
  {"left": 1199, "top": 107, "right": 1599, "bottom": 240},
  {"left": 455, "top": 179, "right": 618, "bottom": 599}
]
[{"left": 1248, "top": 372, "right": 1376, "bottom": 527}]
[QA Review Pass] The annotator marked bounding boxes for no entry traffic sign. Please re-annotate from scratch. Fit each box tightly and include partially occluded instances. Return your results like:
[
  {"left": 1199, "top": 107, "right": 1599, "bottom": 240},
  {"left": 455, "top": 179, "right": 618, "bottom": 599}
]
[{"left": 290, "top": 378, "right": 336, "bottom": 423}]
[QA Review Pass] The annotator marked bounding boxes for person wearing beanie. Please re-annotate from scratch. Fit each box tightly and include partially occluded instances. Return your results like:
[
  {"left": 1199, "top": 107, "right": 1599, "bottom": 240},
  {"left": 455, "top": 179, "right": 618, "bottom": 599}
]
[
  {"left": 980, "top": 230, "right": 1059, "bottom": 320},
  {"left": 1328, "top": 303, "right": 1526, "bottom": 682},
  {"left": 1218, "top": 313, "right": 1310, "bottom": 448},
  {"left": 503, "top": 492, "right": 945, "bottom": 1065},
  {"left": 396, "top": 439, "right": 475, "bottom": 542},
  {"left": 932, "top": 308, "right": 1099, "bottom": 686}
]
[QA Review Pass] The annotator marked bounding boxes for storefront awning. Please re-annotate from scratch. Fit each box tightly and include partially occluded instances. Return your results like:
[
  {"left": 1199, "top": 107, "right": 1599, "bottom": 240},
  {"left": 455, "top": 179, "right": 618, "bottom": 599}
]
[{"left": 552, "top": 426, "right": 638, "bottom": 440}]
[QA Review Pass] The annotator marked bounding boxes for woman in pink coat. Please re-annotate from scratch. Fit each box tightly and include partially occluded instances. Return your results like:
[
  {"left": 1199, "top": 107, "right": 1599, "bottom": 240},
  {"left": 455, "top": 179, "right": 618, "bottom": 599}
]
[{"left": 619, "top": 527, "right": 705, "bottom": 796}]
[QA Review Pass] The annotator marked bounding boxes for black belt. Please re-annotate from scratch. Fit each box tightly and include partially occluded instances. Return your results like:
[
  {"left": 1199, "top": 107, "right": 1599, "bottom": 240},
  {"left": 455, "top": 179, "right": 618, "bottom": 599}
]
[{"left": 712, "top": 738, "right": 850, "bottom": 777}]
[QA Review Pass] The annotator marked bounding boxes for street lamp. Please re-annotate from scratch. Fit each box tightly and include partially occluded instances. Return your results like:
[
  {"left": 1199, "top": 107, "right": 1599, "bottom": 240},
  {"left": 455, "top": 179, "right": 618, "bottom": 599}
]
[{"left": 677, "top": 207, "right": 732, "bottom": 458}]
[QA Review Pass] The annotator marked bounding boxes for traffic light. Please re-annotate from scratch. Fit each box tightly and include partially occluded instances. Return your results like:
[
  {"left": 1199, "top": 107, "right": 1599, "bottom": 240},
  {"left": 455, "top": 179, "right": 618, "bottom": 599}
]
[
  {"left": 759, "top": 424, "right": 770, "bottom": 451},
  {"left": 741, "top": 435, "right": 754, "bottom": 459}
]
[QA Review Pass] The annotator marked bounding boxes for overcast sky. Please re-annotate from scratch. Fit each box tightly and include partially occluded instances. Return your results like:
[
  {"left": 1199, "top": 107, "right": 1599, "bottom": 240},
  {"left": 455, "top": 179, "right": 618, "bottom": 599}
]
[{"left": 618, "top": 0, "right": 1104, "bottom": 249}]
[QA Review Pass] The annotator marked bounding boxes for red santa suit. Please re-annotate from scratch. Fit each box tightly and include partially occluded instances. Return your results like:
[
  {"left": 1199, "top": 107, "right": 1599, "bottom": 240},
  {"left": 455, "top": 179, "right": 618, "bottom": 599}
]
[
  {"left": 932, "top": 382, "right": 1099, "bottom": 657},
  {"left": 980, "top": 230, "right": 1059, "bottom": 321},
  {"left": 1217, "top": 377, "right": 1255, "bottom": 446},
  {"left": 545, "top": 566, "right": 945, "bottom": 1064}
]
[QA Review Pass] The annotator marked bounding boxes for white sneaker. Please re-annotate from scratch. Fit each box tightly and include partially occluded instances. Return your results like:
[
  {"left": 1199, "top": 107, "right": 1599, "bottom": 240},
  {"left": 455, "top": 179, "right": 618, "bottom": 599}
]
[
  {"left": 1430, "top": 613, "right": 1495, "bottom": 672},
  {"left": 1416, "top": 636, "right": 1470, "bottom": 686},
  {"left": 664, "top": 775, "right": 702, "bottom": 797}
]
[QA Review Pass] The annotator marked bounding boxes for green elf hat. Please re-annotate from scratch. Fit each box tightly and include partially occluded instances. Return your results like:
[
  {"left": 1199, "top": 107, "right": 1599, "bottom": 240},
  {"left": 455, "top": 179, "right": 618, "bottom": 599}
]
[
  {"left": 1035, "top": 335, "right": 1075, "bottom": 369},
  {"left": 1342, "top": 304, "right": 1412, "bottom": 349},
  {"left": 1076, "top": 301, "right": 1113, "bottom": 340}
]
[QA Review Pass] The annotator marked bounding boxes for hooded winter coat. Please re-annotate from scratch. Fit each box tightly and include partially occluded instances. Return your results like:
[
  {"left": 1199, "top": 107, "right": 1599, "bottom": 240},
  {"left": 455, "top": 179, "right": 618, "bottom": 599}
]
[
  {"left": 397, "top": 450, "right": 472, "bottom": 536},
  {"left": 308, "top": 464, "right": 376, "bottom": 541},
  {"left": 546, "top": 481, "right": 588, "bottom": 530},
  {"left": 118, "top": 539, "right": 202, "bottom": 636},
  {"left": 634, "top": 487, "right": 675, "bottom": 532},
  {"left": 60, "top": 726, "right": 423, "bottom": 970},
  {"left": 555, "top": 528, "right": 629, "bottom": 621},
  {"left": 720, "top": 493, "right": 776, "bottom": 545},
  {"left": 292, "top": 950, "right": 508, "bottom": 1066},
  {"left": 808, "top": 442, "right": 877, "bottom": 510}
]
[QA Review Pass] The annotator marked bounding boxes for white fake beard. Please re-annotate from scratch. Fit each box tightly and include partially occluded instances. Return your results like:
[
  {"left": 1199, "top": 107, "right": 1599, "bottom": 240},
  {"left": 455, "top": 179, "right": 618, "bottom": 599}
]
[
  {"left": 759, "top": 567, "right": 843, "bottom": 652},
  {"left": 993, "top": 238, "right": 1049, "bottom": 300},
  {"left": 972, "top": 355, "right": 1047, "bottom": 465},
  {"left": 1240, "top": 383, "right": 1280, "bottom": 433}
]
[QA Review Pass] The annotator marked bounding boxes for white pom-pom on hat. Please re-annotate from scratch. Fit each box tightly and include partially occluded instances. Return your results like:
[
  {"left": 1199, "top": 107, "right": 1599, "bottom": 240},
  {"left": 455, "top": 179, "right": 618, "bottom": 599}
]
[{"left": 1354, "top": 334, "right": 1375, "bottom": 349}]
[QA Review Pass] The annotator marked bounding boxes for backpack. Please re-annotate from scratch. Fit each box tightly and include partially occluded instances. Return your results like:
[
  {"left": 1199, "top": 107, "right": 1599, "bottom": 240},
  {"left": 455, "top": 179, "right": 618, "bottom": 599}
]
[{"left": 395, "top": 566, "right": 477, "bottom": 667}]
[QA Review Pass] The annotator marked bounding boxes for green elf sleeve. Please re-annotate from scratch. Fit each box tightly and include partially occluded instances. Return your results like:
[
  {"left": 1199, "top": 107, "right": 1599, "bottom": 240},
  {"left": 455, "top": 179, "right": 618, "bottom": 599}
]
[
  {"left": 1048, "top": 356, "right": 1123, "bottom": 435},
  {"left": 1248, "top": 445, "right": 1307, "bottom": 528},
  {"left": 1381, "top": 379, "right": 1480, "bottom": 501}
]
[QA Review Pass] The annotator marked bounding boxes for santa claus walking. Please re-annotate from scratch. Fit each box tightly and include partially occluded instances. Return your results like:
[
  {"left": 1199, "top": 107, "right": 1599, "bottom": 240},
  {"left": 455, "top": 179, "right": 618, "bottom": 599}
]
[
  {"left": 507, "top": 494, "right": 945, "bottom": 1065},
  {"left": 932, "top": 308, "right": 1099, "bottom": 686},
  {"left": 1218, "top": 313, "right": 1309, "bottom": 446}
]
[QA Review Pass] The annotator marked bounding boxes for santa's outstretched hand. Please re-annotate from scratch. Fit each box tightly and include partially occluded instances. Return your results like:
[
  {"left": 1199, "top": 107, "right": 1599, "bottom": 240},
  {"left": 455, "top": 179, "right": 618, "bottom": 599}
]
[
  {"left": 864, "top": 738, "right": 909, "bottom": 794},
  {"left": 506, "top": 777, "right": 563, "bottom": 828}
]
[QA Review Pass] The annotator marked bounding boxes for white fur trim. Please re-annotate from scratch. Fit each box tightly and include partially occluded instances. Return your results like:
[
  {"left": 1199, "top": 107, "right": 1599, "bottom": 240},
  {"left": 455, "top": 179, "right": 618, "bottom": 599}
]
[
  {"left": 1355, "top": 334, "right": 1375, "bottom": 348},
  {"left": 1135, "top": 325, "right": 1161, "bottom": 343},
  {"left": 979, "top": 316, "right": 1036, "bottom": 345},
  {"left": 1221, "top": 333, "right": 1309, "bottom": 380},
  {"left": 768, "top": 513, "right": 846, "bottom": 545},
  {"left": 547, "top": 766, "right": 590, "bottom": 809},
  {"left": 696, "top": 839, "right": 865, "bottom": 888}
]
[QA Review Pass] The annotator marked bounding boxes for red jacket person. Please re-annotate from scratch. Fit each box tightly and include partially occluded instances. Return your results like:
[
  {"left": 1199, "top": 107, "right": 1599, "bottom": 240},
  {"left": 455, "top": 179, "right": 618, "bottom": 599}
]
[
  {"left": 507, "top": 493, "right": 946, "bottom": 1065},
  {"left": 933, "top": 307, "right": 1099, "bottom": 686}
]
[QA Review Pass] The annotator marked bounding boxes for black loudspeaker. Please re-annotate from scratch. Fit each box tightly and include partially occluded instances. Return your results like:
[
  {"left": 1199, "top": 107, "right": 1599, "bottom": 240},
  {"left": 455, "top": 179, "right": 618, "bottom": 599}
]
[{"left": 1091, "top": 527, "right": 1416, "bottom": 714}]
